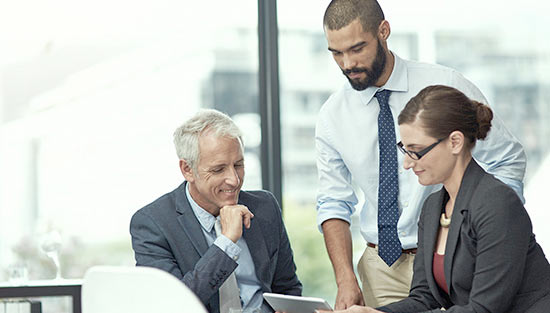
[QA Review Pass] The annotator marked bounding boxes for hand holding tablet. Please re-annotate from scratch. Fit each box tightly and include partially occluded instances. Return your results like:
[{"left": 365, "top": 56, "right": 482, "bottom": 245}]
[{"left": 263, "top": 292, "right": 333, "bottom": 313}]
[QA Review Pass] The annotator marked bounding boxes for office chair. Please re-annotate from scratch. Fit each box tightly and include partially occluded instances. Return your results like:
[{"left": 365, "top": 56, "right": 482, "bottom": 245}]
[{"left": 82, "top": 265, "right": 207, "bottom": 313}]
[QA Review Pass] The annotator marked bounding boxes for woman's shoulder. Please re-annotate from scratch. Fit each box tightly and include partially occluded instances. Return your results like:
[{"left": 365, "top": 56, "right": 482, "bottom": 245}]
[
  {"left": 473, "top": 170, "right": 520, "bottom": 206},
  {"left": 467, "top": 170, "right": 528, "bottom": 228}
]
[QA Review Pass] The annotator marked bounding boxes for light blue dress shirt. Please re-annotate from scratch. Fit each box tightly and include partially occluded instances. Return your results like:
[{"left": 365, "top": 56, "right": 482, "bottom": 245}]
[
  {"left": 186, "top": 184, "right": 263, "bottom": 312},
  {"left": 315, "top": 53, "right": 526, "bottom": 249}
]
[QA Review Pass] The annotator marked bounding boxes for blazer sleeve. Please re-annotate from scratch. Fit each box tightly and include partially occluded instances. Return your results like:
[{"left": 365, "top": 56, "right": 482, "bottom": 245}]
[
  {"left": 130, "top": 209, "right": 238, "bottom": 305},
  {"left": 378, "top": 197, "right": 443, "bottom": 313},
  {"left": 267, "top": 193, "right": 303, "bottom": 296}
]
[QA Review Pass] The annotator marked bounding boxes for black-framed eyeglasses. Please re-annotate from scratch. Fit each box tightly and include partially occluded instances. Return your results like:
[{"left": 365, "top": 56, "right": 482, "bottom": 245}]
[{"left": 396, "top": 138, "right": 445, "bottom": 160}]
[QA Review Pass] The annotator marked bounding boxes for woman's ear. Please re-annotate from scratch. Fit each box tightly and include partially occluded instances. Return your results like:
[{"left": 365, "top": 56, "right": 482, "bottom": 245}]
[{"left": 449, "top": 131, "right": 465, "bottom": 155}]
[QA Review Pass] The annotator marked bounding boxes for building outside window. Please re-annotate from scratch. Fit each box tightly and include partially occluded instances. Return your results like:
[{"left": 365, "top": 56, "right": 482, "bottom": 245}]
[
  {"left": 0, "top": 1, "right": 259, "bottom": 311},
  {"left": 1, "top": 0, "right": 549, "bottom": 311}
]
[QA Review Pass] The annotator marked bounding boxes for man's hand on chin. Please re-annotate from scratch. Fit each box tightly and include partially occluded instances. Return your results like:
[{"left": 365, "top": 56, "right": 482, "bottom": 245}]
[{"left": 219, "top": 204, "right": 254, "bottom": 242}]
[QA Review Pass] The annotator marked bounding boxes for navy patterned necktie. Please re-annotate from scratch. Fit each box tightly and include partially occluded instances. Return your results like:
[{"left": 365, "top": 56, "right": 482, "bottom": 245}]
[{"left": 375, "top": 89, "right": 402, "bottom": 266}]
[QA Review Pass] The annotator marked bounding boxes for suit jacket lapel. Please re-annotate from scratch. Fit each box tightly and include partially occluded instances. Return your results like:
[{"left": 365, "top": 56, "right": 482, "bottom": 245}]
[
  {"left": 242, "top": 203, "right": 270, "bottom": 289},
  {"left": 444, "top": 159, "right": 481, "bottom": 295},
  {"left": 175, "top": 182, "right": 209, "bottom": 256},
  {"left": 424, "top": 189, "right": 450, "bottom": 306},
  {"left": 173, "top": 184, "right": 271, "bottom": 287},
  {"left": 443, "top": 202, "right": 464, "bottom": 295}
]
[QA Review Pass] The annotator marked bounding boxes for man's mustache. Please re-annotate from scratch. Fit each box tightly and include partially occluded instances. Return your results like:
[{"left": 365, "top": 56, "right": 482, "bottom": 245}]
[{"left": 343, "top": 67, "right": 368, "bottom": 75}]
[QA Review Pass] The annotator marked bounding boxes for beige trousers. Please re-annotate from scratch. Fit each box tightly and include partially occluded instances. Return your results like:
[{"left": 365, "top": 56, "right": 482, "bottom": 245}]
[{"left": 357, "top": 245, "right": 415, "bottom": 307}]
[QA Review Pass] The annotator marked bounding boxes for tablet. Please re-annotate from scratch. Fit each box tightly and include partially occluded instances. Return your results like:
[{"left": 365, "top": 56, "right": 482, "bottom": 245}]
[{"left": 263, "top": 292, "right": 333, "bottom": 313}]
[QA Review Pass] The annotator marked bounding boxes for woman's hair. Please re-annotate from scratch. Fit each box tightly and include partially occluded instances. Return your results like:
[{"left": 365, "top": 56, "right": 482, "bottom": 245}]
[{"left": 398, "top": 85, "right": 493, "bottom": 147}]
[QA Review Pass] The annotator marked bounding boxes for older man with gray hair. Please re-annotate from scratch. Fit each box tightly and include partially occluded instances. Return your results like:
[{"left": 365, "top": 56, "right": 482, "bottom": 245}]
[{"left": 130, "top": 109, "right": 302, "bottom": 313}]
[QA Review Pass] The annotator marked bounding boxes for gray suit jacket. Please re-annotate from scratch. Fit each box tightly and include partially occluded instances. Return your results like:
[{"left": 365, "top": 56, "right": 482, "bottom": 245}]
[
  {"left": 130, "top": 182, "right": 302, "bottom": 313},
  {"left": 379, "top": 160, "right": 550, "bottom": 313}
]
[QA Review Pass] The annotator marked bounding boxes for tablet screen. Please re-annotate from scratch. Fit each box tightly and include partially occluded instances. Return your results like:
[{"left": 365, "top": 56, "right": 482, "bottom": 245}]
[{"left": 263, "top": 293, "right": 333, "bottom": 313}]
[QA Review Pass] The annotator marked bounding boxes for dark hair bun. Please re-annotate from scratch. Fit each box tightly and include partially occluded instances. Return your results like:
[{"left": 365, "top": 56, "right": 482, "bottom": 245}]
[{"left": 474, "top": 100, "right": 493, "bottom": 140}]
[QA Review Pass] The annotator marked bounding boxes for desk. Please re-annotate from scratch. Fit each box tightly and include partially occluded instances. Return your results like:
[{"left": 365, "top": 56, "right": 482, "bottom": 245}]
[{"left": 0, "top": 279, "right": 82, "bottom": 313}]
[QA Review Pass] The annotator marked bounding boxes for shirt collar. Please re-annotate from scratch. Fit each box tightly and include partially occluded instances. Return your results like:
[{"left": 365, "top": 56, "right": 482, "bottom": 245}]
[
  {"left": 186, "top": 182, "right": 217, "bottom": 233},
  {"left": 354, "top": 52, "right": 409, "bottom": 105}
]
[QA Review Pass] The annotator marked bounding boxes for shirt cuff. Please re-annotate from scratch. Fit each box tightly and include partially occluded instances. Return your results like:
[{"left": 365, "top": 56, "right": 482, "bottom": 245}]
[
  {"left": 214, "top": 235, "right": 241, "bottom": 260},
  {"left": 316, "top": 207, "right": 352, "bottom": 233}
]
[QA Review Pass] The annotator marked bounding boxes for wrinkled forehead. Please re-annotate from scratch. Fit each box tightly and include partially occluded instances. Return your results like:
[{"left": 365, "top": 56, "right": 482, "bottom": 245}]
[{"left": 197, "top": 133, "right": 243, "bottom": 161}]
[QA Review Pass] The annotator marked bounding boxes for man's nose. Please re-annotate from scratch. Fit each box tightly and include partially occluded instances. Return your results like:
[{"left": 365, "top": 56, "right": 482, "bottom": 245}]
[
  {"left": 225, "top": 167, "right": 240, "bottom": 186},
  {"left": 342, "top": 53, "right": 357, "bottom": 71}
]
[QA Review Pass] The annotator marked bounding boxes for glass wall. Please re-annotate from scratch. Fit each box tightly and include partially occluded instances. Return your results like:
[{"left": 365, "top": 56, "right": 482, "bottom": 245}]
[
  {"left": 279, "top": 0, "right": 550, "bottom": 304},
  {"left": 0, "top": 0, "right": 260, "bottom": 293},
  {"left": 2, "top": 0, "right": 550, "bottom": 310}
]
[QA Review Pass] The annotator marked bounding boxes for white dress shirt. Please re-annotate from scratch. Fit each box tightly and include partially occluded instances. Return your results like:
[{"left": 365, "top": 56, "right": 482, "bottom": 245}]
[
  {"left": 186, "top": 184, "right": 264, "bottom": 312},
  {"left": 315, "top": 52, "right": 526, "bottom": 249}
]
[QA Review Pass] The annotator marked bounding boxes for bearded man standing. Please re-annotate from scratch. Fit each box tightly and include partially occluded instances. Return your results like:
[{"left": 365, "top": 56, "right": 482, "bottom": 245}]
[{"left": 316, "top": 0, "right": 526, "bottom": 309}]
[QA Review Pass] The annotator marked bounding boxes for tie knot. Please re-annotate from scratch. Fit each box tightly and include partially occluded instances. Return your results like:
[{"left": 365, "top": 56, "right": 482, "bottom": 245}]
[{"left": 375, "top": 89, "right": 391, "bottom": 106}]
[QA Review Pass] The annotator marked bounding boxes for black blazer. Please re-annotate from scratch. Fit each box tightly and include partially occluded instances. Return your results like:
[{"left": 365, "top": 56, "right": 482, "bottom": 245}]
[
  {"left": 130, "top": 182, "right": 302, "bottom": 313},
  {"left": 379, "top": 160, "right": 550, "bottom": 313}
]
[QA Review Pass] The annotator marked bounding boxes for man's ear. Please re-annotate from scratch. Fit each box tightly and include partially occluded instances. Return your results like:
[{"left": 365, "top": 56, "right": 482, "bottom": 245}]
[
  {"left": 449, "top": 131, "right": 465, "bottom": 155},
  {"left": 378, "top": 20, "right": 391, "bottom": 41},
  {"left": 180, "top": 159, "right": 195, "bottom": 182}
]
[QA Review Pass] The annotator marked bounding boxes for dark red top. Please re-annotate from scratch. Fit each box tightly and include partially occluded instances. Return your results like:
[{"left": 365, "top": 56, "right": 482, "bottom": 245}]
[{"left": 433, "top": 252, "right": 449, "bottom": 294}]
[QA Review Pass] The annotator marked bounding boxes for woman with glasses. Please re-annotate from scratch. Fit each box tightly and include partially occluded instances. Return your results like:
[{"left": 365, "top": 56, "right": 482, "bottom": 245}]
[{"left": 320, "top": 85, "right": 550, "bottom": 313}]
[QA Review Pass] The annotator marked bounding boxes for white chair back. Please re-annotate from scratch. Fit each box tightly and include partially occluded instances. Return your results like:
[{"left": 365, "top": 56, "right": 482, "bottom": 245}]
[{"left": 82, "top": 266, "right": 207, "bottom": 313}]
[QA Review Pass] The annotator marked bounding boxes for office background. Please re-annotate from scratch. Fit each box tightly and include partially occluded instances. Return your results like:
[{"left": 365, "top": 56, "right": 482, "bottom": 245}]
[{"left": 1, "top": 0, "right": 549, "bottom": 311}]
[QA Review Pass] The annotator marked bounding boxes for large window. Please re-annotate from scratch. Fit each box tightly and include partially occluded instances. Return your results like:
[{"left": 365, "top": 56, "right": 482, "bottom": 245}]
[
  {"left": 2, "top": 0, "right": 550, "bottom": 310},
  {"left": 0, "top": 0, "right": 260, "bottom": 294},
  {"left": 279, "top": 0, "right": 550, "bottom": 304}
]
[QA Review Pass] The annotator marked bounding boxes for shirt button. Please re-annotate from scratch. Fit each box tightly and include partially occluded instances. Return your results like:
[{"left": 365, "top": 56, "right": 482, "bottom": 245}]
[
  {"left": 400, "top": 232, "right": 406, "bottom": 236},
  {"left": 403, "top": 201, "right": 409, "bottom": 207},
  {"left": 399, "top": 169, "right": 403, "bottom": 174},
  {"left": 233, "top": 255, "right": 239, "bottom": 261}
]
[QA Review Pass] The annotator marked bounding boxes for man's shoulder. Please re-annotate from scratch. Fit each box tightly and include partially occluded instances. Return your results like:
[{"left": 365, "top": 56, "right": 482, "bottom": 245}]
[
  {"left": 239, "top": 189, "right": 282, "bottom": 216},
  {"left": 239, "top": 189, "right": 276, "bottom": 205},
  {"left": 398, "top": 56, "right": 485, "bottom": 101},
  {"left": 404, "top": 58, "right": 460, "bottom": 78}
]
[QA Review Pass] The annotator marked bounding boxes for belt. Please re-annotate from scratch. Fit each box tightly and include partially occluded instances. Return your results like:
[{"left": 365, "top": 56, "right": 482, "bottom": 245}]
[{"left": 367, "top": 242, "right": 417, "bottom": 254}]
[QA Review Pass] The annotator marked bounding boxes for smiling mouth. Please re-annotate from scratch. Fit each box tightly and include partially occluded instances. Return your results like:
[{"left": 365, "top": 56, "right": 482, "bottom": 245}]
[
  {"left": 221, "top": 189, "right": 238, "bottom": 194},
  {"left": 414, "top": 170, "right": 424, "bottom": 176}
]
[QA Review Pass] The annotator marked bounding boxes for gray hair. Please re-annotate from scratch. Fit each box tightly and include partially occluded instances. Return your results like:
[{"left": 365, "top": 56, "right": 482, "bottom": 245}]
[{"left": 173, "top": 109, "right": 243, "bottom": 170}]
